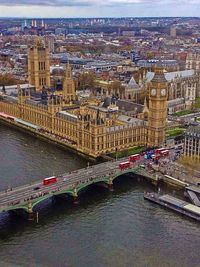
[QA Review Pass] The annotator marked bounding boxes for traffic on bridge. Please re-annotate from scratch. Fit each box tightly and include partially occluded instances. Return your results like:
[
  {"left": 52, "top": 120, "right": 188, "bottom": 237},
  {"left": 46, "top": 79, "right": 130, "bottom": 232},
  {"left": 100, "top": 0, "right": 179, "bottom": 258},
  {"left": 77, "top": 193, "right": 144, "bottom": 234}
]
[{"left": 0, "top": 147, "right": 185, "bottom": 219}]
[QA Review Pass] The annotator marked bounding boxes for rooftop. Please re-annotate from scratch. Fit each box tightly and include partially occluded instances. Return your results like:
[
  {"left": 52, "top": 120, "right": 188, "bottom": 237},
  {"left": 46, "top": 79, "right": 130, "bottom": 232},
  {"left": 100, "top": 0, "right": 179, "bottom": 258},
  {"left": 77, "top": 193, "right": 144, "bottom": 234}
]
[
  {"left": 117, "top": 99, "right": 144, "bottom": 114},
  {"left": 127, "top": 76, "right": 139, "bottom": 89},
  {"left": 146, "top": 69, "right": 195, "bottom": 82},
  {"left": 186, "top": 126, "right": 200, "bottom": 137}
]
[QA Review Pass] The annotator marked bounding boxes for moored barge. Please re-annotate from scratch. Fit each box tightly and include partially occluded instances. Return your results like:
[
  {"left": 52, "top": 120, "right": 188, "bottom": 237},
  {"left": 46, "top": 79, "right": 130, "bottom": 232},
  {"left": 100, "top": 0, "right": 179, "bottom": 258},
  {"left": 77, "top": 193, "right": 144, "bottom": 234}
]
[{"left": 144, "top": 192, "right": 200, "bottom": 221}]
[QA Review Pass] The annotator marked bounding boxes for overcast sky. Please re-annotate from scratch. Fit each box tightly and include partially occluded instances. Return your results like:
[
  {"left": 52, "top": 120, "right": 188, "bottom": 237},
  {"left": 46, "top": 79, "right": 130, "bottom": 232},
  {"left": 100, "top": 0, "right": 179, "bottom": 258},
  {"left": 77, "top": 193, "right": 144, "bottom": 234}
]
[{"left": 0, "top": 0, "right": 199, "bottom": 18}]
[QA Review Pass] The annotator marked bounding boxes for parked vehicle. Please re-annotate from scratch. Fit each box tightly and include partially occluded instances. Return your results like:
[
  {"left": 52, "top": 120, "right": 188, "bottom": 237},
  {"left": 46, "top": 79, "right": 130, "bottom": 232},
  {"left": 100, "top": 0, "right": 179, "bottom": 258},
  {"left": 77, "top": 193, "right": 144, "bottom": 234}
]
[
  {"left": 33, "top": 186, "right": 40, "bottom": 190},
  {"left": 160, "top": 150, "right": 169, "bottom": 157},
  {"left": 144, "top": 154, "right": 152, "bottom": 160},
  {"left": 155, "top": 148, "right": 166, "bottom": 154},
  {"left": 151, "top": 154, "right": 161, "bottom": 161}
]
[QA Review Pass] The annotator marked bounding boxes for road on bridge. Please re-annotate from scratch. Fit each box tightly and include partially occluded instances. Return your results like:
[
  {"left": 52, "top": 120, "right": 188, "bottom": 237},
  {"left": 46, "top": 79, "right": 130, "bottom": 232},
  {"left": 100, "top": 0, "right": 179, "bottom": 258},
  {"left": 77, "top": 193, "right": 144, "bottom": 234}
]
[
  {"left": 0, "top": 148, "right": 182, "bottom": 214},
  {"left": 0, "top": 158, "right": 136, "bottom": 212}
]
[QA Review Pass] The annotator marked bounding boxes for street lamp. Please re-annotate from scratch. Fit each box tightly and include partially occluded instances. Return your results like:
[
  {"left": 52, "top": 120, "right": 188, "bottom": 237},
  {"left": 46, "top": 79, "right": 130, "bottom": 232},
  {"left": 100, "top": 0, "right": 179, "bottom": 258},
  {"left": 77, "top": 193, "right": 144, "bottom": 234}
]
[{"left": 115, "top": 148, "right": 118, "bottom": 161}]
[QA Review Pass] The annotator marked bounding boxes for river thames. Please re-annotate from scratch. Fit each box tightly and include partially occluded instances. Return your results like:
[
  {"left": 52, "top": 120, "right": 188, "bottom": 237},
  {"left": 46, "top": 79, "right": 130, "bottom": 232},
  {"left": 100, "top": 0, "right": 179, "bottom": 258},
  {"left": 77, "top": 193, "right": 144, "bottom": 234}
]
[{"left": 0, "top": 124, "right": 199, "bottom": 267}]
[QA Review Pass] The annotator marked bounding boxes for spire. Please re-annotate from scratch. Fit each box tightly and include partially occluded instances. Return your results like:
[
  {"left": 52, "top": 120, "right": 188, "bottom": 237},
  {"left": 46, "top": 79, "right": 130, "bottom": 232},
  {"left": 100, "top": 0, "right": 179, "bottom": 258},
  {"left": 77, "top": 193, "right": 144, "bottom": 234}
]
[
  {"left": 138, "top": 74, "right": 143, "bottom": 86},
  {"left": 142, "top": 69, "right": 146, "bottom": 80},
  {"left": 62, "top": 63, "right": 75, "bottom": 103},
  {"left": 144, "top": 97, "right": 147, "bottom": 108},
  {"left": 127, "top": 76, "right": 138, "bottom": 89},
  {"left": 34, "top": 36, "right": 44, "bottom": 48},
  {"left": 65, "top": 63, "right": 72, "bottom": 79},
  {"left": 143, "top": 96, "right": 149, "bottom": 115}
]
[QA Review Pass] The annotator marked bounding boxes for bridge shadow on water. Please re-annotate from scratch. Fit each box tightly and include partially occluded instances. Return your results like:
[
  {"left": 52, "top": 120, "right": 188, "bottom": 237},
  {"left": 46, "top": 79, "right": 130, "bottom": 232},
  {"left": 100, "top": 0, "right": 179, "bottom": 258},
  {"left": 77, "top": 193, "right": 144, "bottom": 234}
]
[{"left": 0, "top": 173, "right": 181, "bottom": 237}]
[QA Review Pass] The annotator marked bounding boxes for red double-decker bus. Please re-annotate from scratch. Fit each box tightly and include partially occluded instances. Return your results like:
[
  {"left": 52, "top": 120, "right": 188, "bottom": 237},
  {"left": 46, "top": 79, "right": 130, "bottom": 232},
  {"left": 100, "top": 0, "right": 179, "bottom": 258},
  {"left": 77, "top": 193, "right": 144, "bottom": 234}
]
[
  {"left": 129, "top": 154, "right": 140, "bottom": 162},
  {"left": 43, "top": 176, "right": 57, "bottom": 186},
  {"left": 151, "top": 154, "right": 161, "bottom": 161},
  {"left": 155, "top": 148, "right": 165, "bottom": 155},
  {"left": 160, "top": 150, "right": 169, "bottom": 157},
  {"left": 119, "top": 161, "right": 131, "bottom": 170}
]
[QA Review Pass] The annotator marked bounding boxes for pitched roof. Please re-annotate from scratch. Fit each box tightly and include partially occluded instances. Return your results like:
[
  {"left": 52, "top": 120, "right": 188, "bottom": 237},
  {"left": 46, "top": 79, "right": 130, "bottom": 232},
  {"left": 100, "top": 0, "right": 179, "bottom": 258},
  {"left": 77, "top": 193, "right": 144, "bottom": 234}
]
[
  {"left": 146, "top": 69, "right": 195, "bottom": 82},
  {"left": 151, "top": 68, "right": 168, "bottom": 83},
  {"left": 127, "top": 76, "right": 139, "bottom": 89}
]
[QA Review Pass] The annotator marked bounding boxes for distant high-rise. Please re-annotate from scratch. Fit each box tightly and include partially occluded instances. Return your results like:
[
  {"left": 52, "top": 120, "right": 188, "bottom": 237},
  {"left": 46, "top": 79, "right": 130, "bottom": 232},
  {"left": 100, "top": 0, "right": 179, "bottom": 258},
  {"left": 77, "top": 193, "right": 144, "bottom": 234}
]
[
  {"left": 45, "top": 36, "right": 55, "bottom": 53},
  {"left": 170, "top": 25, "right": 177, "bottom": 37},
  {"left": 28, "top": 38, "right": 50, "bottom": 91},
  {"left": 41, "top": 19, "right": 45, "bottom": 28},
  {"left": 21, "top": 20, "right": 28, "bottom": 31},
  {"left": 131, "top": 50, "right": 141, "bottom": 63}
]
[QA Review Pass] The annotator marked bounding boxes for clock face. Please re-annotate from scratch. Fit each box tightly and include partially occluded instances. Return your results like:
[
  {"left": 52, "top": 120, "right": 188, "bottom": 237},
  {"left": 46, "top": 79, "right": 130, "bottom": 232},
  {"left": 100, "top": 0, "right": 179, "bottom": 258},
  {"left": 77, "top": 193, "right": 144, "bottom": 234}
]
[
  {"left": 161, "top": 89, "right": 166, "bottom": 96},
  {"left": 151, "top": 89, "right": 156, "bottom": 96}
]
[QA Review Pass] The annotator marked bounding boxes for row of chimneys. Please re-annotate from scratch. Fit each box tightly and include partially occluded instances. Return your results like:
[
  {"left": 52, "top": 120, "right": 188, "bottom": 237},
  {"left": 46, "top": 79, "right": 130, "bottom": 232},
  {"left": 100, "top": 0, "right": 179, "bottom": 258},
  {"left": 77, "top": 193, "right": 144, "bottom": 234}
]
[{"left": 24, "top": 20, "right": 47, "bottom": 29}]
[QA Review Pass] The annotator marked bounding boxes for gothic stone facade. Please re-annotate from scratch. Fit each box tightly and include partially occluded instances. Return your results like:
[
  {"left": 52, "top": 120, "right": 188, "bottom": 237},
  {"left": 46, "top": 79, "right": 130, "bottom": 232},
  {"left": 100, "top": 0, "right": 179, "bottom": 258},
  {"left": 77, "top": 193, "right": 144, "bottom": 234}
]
[
  {"left": 0, "top": 62, "right": 168, "bottom": 157},
  {"left": 184, "top": 126, "right": 200, "bottom": 160},
  {"left": 28, "top": 40, "right": 51, "bottom": 91},
  {"left": 0, "top": 94, "right": 147, "bottom": 157}
]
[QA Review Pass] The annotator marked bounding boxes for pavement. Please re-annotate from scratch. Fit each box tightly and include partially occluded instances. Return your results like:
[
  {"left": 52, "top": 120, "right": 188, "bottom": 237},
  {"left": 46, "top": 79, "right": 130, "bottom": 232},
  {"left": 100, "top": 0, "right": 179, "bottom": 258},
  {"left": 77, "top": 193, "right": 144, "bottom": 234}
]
[
  {"left": 1, "top": 147, "right": 200, "bottom": 211},
  {"left": 150, "top": 148, "right": 200, "bottom": 185},
  {"left": 0, "top": 158, "right": 130, "bottom": 210}
]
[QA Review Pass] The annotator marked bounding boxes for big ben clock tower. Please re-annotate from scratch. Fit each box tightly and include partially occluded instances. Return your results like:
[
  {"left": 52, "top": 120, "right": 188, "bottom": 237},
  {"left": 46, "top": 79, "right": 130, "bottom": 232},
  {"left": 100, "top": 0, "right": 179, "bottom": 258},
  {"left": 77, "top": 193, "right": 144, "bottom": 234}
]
[{"left": 147, "top": 67, "right": 168, "bottom": 147}]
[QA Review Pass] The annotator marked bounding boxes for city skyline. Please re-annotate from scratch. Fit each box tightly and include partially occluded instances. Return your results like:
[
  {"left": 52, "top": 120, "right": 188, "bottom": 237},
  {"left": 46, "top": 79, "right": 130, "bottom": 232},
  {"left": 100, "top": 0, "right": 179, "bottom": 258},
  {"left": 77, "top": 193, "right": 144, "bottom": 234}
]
[{"left": 0, "top": 0, "right": 199, "bottom": 18}]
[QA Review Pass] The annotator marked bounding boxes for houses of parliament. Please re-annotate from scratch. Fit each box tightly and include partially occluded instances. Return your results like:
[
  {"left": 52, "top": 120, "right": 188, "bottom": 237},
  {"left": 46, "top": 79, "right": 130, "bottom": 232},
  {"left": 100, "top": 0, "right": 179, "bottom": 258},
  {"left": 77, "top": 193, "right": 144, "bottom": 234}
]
[{"left": 0, "top": 41, "right": 168, "bottom": 158}]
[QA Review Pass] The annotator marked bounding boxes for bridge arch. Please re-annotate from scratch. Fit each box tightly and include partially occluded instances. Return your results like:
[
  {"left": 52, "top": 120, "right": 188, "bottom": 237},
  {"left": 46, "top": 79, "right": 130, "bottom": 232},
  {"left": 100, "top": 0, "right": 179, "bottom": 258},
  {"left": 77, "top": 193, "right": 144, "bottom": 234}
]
[
  {"left": 31, "top": 189, "right": 75, "bottom": 210},
  {"left": 0, "top": 166, "right": 148, "bottom": 218},
  {"left": 111, "top": 170, "right": 136, "bottom": 183},
  {"left": 31, "top": 194, "right": 54, "bottom": 210},
  {"left": 76, "top": 179, "right": 111, "bottom": 195},
  {"left": 6, "top": 206, "right": 29, "bottom": 213}
]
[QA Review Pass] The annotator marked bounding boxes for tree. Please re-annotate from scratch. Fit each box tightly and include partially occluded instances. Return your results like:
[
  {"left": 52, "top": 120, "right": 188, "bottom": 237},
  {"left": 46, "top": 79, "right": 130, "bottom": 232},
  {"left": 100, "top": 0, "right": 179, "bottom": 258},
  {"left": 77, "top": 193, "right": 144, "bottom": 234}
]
[
  {"left": 108, "top": 81, "right": 125, "bottom": 98},
  {"left": 78, "top": 72, "right": 97, "bottom": 90},
  {"left": 178, "top": 156, "right": 199, "bottom": 177},
  {"left": 0, "top": 73, "right": 24, "bottom": 86}
]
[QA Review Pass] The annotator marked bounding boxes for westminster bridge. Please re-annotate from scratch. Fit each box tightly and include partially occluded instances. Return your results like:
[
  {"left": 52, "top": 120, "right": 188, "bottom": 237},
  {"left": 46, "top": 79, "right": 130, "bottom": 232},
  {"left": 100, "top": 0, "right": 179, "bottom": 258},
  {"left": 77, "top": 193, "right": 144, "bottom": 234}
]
[{"left": 0, "top": 158, "right": 159, "bottom": 218}]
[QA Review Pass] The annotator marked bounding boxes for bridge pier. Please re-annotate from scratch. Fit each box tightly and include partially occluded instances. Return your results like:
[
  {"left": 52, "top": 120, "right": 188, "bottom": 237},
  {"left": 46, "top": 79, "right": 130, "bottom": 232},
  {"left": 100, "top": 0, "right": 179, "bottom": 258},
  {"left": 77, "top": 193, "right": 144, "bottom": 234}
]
[
  {"left": 27, "top": 202, "right": 34, "bottom": 221},
  {"left": 108, "top": 183, "right": 114, "bottom": 192},
  {"left": 95, "top": 179, "right": 114, "bottom": 191},
  {"left": 108, "top": 181, "right": 114, "bottom": 192},
  {"left": 73, "top": 188, "right": 79, "bottom": 204},
  {"left": 108, "top": 178, "right": 114, "bottom": 192}
]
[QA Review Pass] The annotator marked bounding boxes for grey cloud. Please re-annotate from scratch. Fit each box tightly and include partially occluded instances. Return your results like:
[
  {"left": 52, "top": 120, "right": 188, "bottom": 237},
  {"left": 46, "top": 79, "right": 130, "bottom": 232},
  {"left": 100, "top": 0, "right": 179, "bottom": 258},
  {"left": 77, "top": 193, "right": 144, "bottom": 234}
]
[
  {"left": 0, "top": 0, "right": 93, "bottom": 6},
  {"left": 0, "top": 0, "right": 199, "bottom": 7}
]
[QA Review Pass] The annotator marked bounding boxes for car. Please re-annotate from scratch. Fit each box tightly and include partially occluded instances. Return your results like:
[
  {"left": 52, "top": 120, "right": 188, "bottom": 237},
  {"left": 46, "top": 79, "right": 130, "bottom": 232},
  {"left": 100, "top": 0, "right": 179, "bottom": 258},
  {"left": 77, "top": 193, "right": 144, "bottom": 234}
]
[{"left": 33, "top": 186, "right": 40, "bottom": 190}]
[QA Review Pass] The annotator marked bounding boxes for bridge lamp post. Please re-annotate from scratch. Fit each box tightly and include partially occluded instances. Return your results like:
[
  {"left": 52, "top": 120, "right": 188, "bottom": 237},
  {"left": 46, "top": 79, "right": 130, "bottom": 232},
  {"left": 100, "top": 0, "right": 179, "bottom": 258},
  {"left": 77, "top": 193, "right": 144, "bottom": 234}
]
[{"left": 36, "top": 212, "right": 39, "bottom": 223}]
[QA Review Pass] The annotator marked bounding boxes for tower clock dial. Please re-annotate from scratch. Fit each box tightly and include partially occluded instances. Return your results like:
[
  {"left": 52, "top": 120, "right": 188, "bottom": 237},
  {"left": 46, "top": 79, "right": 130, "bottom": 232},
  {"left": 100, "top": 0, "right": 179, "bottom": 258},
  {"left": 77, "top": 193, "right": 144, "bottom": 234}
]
[
  {"left": 161, "top": 89, "right": 166, "bottom": 96},
  {"left": 151, "top": 89, "right": 156, "bottom": 96}
]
